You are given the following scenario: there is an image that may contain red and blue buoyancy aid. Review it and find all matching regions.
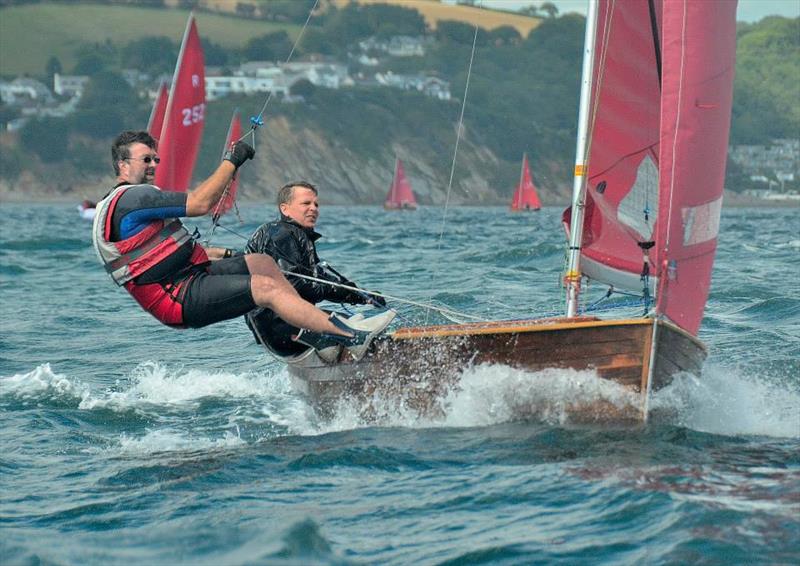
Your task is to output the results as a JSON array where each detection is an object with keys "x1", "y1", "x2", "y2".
[{"x1": 92, "y1": 184, "x2": 209, "y2": 326}]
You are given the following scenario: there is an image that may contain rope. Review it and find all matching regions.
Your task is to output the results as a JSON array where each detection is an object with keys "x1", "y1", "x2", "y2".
[
  {"x1": 205, "y1": 0, "x2": 321, "y2": 244},
  {"x1": 425, "y1": 15, "x2": 481, "y2": 324},
  {"x1": 281, "y1": 270, "x2": 488, "y2": 323}
]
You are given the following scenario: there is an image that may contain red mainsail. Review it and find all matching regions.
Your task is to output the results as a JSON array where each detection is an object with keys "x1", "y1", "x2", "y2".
[
  {"x1": 384, "y1": 158, "x2": 418, "y2": 210},
  {"x1": 213, "y1": 109, "x2": 243, "y2": 218},
  {"x1": 147, "y1": 82, "x2": 168, "y2": 141},
  {"x1": 154, "y1": 14, "x2": 205, "y2": 193},
  {"x1": 564, "y1": 0, "x2": 736, "y2": 335},
  {"x1": 510, "y1": 153, "x2": 541, "y2": 211}
]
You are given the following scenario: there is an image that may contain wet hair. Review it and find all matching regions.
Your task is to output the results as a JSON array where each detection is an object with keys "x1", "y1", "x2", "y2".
[
  {"x1": 277, "y1": 181, "x2": 318, "y2": 207},
  {"x1": 111, "y1": 130, "x2": 157, "y2": 175}
]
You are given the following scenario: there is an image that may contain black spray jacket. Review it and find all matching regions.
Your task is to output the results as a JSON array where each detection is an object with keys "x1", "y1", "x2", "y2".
[{"x1": 244, "y1": 215, "x2": 365, "y2": 352}]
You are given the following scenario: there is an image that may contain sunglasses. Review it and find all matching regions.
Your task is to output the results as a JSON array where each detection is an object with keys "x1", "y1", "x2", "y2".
[{"x1": 125, "y1": 155, "x2": 161, "y2": 164}]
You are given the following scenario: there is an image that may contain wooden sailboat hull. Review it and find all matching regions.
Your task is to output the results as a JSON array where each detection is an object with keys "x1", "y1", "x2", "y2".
[{"x1": 287, "y1": 317, "x2": 706, "y2": 423}]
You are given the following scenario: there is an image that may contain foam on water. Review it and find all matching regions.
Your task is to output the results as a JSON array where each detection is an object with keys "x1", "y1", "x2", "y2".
[
  {"x1": 111, "y1": 429, "x2": 245, "y2": 456},
  {"x1": 0, "y1": 363, "x2": 91, "y2": 405},
  {"x1": 652, "y1": 364, "x2": 800, "y2": 439},
  {"x1": 77, "y1": 361, "x2": 290, "y2": 411},
  {"x1": 293, "y1": 363, "x2": 800, "y2": 439},
  {"x1": 6, "y1": 361, "x2": 798, "y2": 442}
]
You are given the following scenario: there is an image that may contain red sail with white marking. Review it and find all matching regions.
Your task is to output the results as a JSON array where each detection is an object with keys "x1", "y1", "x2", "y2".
[
  {"x1": 563, "y1": 0, "x2": 736, "y2": 334},
  {"x1": 213, "y1": 109, "x2": 243, "y2": 217},
  {"x1": 384, "y1": 158, "x2": 417, "y2": 210},
  {"x1": 154, "y1": 14, "x2": 205, "y2": 193},
  {"x1": 510, "y1": 153, "x2": 541, "y2": 211},
  {"x1": 147, "y1": 81, "x2": 168, "y2": 141}
]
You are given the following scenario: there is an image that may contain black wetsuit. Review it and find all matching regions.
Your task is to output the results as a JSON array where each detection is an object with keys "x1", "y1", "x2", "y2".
[{"x1": 244, "y1": 215, "x2": 366, "y2": 354}]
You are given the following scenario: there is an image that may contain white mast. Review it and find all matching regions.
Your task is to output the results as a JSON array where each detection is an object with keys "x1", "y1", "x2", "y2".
[{"x1": 565, "y1": 0, "x2": 600, "y2": 317}]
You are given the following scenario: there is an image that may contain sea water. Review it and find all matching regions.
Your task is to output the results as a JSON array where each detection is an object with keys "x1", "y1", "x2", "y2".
[{"x1": 1, "y1": 203, "x2": 798, "y2": 565}]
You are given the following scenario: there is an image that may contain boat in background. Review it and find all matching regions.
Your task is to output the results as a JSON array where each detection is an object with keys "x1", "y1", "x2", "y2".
[
  {"x1": 280, "y1": 0, "x2": 738, "y2": 423},
  {"x1": 212, "y1": 109, "x2": 243, "y2": 220},
  {"x1": 153, "y1": 13, "x2": 205, "y2": 193},
  {"x1": 147, "y1": 81, "x2": 169, "y2": 141},
  {"x1": 384, "y1": 157, "x2": 418, "y2": 210},
  {"x1": 510, "y1": 153, "x2": 541, "y2": 211},
  {"x1": 78, "y1": 199, "x2": 96, "y2": 220}
]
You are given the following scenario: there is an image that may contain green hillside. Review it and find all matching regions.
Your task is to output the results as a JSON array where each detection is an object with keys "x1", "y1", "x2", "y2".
[
  {"x1": 1, "y1": 2, "x2": 797, "y2": 201},
  {"x1": 0, "y1": 4, "x2": 298, "y2": 77}
]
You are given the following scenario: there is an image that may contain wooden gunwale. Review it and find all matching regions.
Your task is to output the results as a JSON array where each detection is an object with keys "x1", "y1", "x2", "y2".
[{"x1": 392, "y1": 316, "x2": 655, "y2": 340}]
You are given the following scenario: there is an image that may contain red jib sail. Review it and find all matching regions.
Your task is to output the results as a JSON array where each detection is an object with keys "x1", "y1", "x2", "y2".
[
  {"x1": 213, "y1": 109, "x2": 243, "y2": 218},
  {"x1": 384, "y1": 158, "x2": 418, "y2": 210},
  {"x1": 147, "y1": 81, "x2": 168, "y2": 141},
  {"x1": 563, "y1": 0, "x2": 736, "y2": 335},
  {"x1": 154, "y1": 14, "x2": 205, "y2": 193},
  {"x1": 510, "y1": 153, "x2": 541, "y2": 211}
]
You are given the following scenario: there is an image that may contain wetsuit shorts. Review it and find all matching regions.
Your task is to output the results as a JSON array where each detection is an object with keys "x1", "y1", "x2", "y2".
[{"x1": 181, "y1": 255, "x2": 257, "y2": 328}]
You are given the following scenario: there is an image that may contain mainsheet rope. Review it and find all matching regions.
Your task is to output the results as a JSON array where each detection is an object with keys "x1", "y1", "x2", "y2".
[{"x1": 207, "y1": 223, "x2": 486, "y2": 323}]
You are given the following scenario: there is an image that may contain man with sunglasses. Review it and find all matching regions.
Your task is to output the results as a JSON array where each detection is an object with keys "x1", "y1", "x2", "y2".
[{"x1": 92, "y1": 130, "x2": 393, "y2": 356}]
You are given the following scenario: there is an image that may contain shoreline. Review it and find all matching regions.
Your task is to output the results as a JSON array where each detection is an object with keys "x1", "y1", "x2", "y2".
[{"x1": 2, "y1": 193, "x2": 798, "y2": 208}]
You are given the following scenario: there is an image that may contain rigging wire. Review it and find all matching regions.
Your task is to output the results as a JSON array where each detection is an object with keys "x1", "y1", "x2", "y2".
[
  {"x1": 205, "y1": 0, "x2": 321, "y2": 243},
  {"x1": 424, "y1": 14, "x2": 481, "y2": 325}
]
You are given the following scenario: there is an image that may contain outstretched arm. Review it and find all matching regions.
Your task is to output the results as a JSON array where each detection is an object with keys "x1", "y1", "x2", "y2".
[{"x1": 185, "y1": 142, "x2": 254, "y2": 217}]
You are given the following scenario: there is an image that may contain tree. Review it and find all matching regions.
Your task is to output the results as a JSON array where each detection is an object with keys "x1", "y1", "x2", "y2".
[
  {"x1": 290, "y1": 78, "x2": 316, "y2": 98},
  {"x1": 202, "y1": 38, "x2": 229, "y2": 67},
  {"x1": 488, "y1": 26, "x2": 522, "y2": 46},
  {"x1": 73, "y1": 41, "x2": 117, "y2": 76},
  {"x1": 243, "y1": 31, "x2": 293, "y2": 62},
  {"x1": 540, "y1": 2, "x2": 559, "y2": 19},
  {"x1": 20, "y1": 117, "x2": 71, "y2": 162},
  {"x1": 73, "y1": 71, "x2": 144, "y2": 137},
  {"x1": 436, "y1": 21, "x2": 486, "y2": 46},
  {"x1": 122, "y1": 36, "x2": 177, "y2": 76}
]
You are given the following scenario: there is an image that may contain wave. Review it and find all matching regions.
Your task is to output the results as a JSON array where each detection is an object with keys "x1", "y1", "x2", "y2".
[
  {"x1": 651, "y1": 364, "x2": 800, "y2": 439},
  {"x1": 5, "y1": 360, "x2": 797, "y2": 444}
]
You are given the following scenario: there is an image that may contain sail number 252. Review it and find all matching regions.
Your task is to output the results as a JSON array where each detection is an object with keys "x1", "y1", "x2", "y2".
[{"x1": 181, "y1": 104, "x2": 205, "y2": 127}]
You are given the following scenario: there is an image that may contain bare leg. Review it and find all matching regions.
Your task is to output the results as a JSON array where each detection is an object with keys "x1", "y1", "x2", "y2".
[{"x1": 245, "y1": 254, "x2": 348, "y2": 336}]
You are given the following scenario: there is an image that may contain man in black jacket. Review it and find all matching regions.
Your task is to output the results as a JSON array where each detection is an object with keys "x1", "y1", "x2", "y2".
[{"x1": 245, "y1": 181, "x2": 387, "y2": 356}]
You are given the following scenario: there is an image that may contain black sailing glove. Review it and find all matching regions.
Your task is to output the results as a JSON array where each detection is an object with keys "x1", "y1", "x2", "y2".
[{"x1": 223, "y1": 141, "x2": 255, "y2": 168}]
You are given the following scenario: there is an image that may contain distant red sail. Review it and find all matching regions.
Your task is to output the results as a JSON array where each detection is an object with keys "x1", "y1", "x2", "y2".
[
  {"x1": 510, "y1": 153, "x2": 541, "y2": 211},
  {"x1": 147, "y1": 82, "x2": 168, "y2": 141},
  {"x1": 154, "y1": 14, "x2": 205, "y2": 193},
  {"x1": 213, "y1": 109, "x2": 243, "y2": 218},
  {"x1": 384, "y1": 158, "x2": 418, "y2": 210}
]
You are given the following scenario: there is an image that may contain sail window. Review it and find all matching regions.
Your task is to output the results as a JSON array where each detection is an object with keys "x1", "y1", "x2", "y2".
[
  {"x1": 681, "y1": 196, "x2": 723, "y2": 246},
  {"x1": 618, "y1": 154, "x2": 659, "y2": 240}
]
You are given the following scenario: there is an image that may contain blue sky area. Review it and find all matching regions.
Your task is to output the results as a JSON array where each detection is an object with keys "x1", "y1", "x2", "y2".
[{"x1": 455, "y1": 0, "x2": 800, "y2": 22}]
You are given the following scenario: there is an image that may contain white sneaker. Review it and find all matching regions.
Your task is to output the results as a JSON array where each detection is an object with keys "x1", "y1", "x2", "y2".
[{"x1": 330, "y1": 310, "x2": 396, "y2": 361}]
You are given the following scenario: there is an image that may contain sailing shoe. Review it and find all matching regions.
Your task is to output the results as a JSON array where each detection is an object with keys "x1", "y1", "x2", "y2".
[
  {"x1": 329, "y1": 310, "x2": 397, "y2": 361},
  {"x1": 292, "y1": 330, "x2": 343, "y2": 363}
]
